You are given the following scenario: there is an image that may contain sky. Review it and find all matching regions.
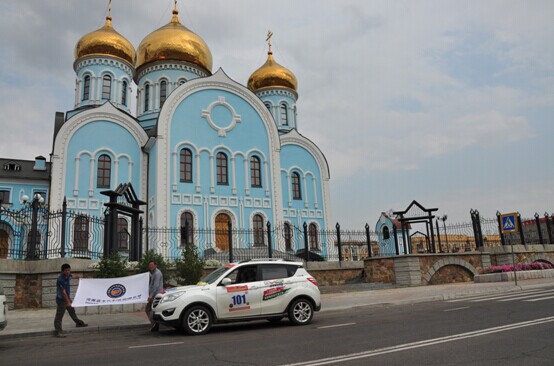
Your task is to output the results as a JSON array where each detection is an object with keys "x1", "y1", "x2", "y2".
[{"x1": 0, "y1": 0, "x2": 553, "y2": 229}]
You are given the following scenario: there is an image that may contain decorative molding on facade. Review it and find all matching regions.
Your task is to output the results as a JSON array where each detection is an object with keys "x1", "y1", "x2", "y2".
[
  {"x1": 136, "y1": 61, "x2": 208, "y2": 81},
  {"x1": 201, "y1": 96, "x2": 242, "y2": 136},
  {"x1": 74, "y1": 56, "x2": 134, "y2": 76}
]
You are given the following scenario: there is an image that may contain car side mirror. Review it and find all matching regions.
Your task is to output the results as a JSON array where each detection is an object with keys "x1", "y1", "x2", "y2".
[{"x1": 221, "y1": 278, "x2": 232, "y2": 286}]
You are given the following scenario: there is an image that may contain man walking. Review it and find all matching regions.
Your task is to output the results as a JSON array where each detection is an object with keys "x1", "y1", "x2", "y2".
[
  {"x1": 146, "y1": 261, "x2": 163, "y2": 332},
  {"x1": 54, "y1": 263, "x2": 88, "y2": 338}
]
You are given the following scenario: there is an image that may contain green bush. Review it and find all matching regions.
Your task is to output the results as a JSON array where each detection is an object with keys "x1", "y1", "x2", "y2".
[
  {"x1": 136, "y1": 250, "x2": 171, "y2": 284},
  {"x1": 95, "y1": 252, "x2": 129, "y2": 278},
  {"x1": 174, "y1": 245, "x2": 205, "y2": 285}
]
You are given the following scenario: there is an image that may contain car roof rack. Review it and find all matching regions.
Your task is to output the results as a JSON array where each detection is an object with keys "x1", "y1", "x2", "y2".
[{"x1": 239, "y1": 258, "x2": 285, "y2": 263}]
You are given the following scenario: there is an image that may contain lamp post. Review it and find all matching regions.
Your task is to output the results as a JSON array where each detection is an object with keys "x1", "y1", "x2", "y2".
[
  {"x1": 23, "y1": 193, "x2": 45, "y2": 259},
  {"x1": 438, "y1": 214, "x2": 448, "y2": 252}
]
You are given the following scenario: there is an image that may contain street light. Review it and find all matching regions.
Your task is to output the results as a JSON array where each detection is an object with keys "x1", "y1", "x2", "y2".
[{"x1": 438, "y1": 214, "x2": 448, "y2": 252}]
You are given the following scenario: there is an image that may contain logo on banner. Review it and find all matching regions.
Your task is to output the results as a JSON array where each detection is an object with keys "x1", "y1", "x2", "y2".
[{"x1": 107, "y1": 284, "x2": 126, "y2": 298}]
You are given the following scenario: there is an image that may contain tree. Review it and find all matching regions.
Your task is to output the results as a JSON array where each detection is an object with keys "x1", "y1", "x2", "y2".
[
  {"x1": 174, "y1": 244, "x2": 205, "y2": 285},
  {"x1": 95, "y1": 252, "x2": 128, "y2": 278}
]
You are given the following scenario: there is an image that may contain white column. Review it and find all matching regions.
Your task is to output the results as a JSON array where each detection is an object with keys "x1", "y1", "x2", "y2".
[
  {"x1": 128, "y1": 161, "x2": 133, "y2": 183},
  {"x1": 172, "y1": 151, "x2": 178, "y2": 191},
  {"x1": 195, "y1": 153, "x2": 201, "y2": 193},
  {"x1": 209, "y1": 154, "x2": 215, "y2": 193},
  {"x1": 73, "y1": 157, "x2": 80, "y2": 196},
  {"x1": 312, "y1": 176, "x2": 318, "y2": 209},
  {"x1": 286, "y1": 173, "x2": 292, "y2": 207},
  {"x1": 243, "y1": 158, "x2": 249, "y2": 195},
  {"x1": 303, "y1": 173, "x2": 309, "y2": 208},
  {"x1": 231, "y1": 156, "x2": 237, "y2": 195},
  {"x1": 89, "y1": 158, "x2": 96, "y2": 197},
  {"x1": 263, "y1": 160, "x2": 269, "y2": 197},
  {"x1": 113, "y1": 159, "x2": 119, "y2": 189}
]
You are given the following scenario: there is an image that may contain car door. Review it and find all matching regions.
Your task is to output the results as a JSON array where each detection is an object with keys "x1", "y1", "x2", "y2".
[
  {"x1": 260, "y1": 264, "x2": 297, "y2": 315},
  {"x1": 216, "y1": 265, "x2": 262, "y2": 319}
]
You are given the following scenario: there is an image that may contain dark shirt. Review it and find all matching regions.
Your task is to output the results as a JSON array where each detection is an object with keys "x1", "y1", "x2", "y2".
[{"x1": 56, "y1": 273, "x2": 72, "y2": 303}]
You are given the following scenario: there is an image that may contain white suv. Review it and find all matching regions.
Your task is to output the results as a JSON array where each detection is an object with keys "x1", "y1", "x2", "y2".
[
  {"x1": 153, "y1": 259, "x2": 321, "y2": 335},
  {"x1": 0, "y1": 284, "x2": 7, "y2": 331}
]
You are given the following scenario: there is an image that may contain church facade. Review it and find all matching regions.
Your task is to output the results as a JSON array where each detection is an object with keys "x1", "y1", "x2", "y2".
[{"x1": 1, "y1": 4, "x2": 332, "y2": 259}]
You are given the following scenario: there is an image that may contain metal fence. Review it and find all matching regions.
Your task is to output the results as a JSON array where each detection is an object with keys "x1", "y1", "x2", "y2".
[{"x1": 1, "y1": 202, "x2": 553, "y2": 263}]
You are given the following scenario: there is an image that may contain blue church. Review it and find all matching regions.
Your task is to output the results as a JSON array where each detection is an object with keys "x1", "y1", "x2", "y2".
[{"x1": 0, "y1": 4, "x2": 332, "y2": 259}]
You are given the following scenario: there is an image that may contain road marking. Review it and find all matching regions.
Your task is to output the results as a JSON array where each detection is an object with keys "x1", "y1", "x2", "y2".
[
  {"x1": 279, "y1": 316, "x2": 554, "y2": 366},
  {"x1": 524, "y1": 295, "x2": 554, "y2": 302},
  {"x1": 128, "y1": 341, "x2": 184, "y2": 349},
  {"x1": 498, "y1": 290, "x2": 554, "y2": 302},
  {"x1": 447, "y1": 288, "x2": 546, "y2": 303},
  {"x1": 443, "y1": 306, "x2": 470, "y2": 312},
  {"x1": 318, "y1": 322, "x2": 356, "y2": 329}
]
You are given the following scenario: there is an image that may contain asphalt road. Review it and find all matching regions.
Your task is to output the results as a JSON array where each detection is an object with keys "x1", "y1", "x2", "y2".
[{"x1": 2, "y1": 286, "x2": 554, "y2": 366}]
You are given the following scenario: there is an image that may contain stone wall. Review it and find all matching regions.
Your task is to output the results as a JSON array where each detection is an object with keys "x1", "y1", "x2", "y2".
[{"x1": 304, "y1": 261, "x2": 364, "y2": 286}]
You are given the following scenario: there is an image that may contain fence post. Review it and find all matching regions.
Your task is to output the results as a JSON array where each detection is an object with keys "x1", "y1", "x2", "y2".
[
  {"x1": 534, "y1": 213, "x2": 544, "y2": 245},
  {"x1": 103, "y1": 211, "x2": 110, "y2": 258},
  {"x1": 435, "y1": 219, "x2": 443, "y2": 253},
  {"x1": 60, "y1": 197, "x2": 67, "y2": 258},
  {"x1": 27, "y1": 197, "x2": 40, "y2": 259},
  {"x1": 139, "y1": 216, "x2": 144, "y2": 260},
  {"x1": 545, "y1": 213, "x2": 554, "y2": 245},
  {"x1": 228, "y1": 221, "x2": 233, "y2": 263},
  {"x1": 496, "y1": 211, "x2": 506, "y2": 246},
  {"x1": 393, "y1": 225, "x2": 400, "y2": 255},
  {"x1": 517, "y1": 212, "x2": 525, "y2": 245},
  {"x1": 475, "y1": 210, "x2": 484, "y2": 249},
  {"x1": 365, "y1": 224, "x2": 372, "y2": 258},
  {"x1": 303, "y1": 222, "x2": 309, "y2": 262},
  {"x1": 336, "y1": 223, "x2": 342, "y2": 262},
  {"x1": 267, "y1": 222, "x2": 272, "y2": 259}
]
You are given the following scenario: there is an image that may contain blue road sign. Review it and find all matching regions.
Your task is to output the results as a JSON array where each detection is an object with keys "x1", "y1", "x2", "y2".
[{"x1": 500, "y1": 212, "x2": 519, "y2": 233}]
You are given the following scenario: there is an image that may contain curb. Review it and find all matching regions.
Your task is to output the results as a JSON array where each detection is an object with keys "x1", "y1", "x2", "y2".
[{"x1": 0, "y1": 323, "x2": 148, "y2": 340}]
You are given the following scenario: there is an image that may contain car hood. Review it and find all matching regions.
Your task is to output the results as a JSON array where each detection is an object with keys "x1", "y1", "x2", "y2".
[{"x1": 161, "y1": 285, "x2": 206, "y2": 294}]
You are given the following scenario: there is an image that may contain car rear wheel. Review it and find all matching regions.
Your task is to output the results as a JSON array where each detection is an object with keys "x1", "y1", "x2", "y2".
[
  {"x1": 182, "y1": 305, "x2": 212, "y2": 335},
  {"x1": 288, "y1": 298, "x2": 314, "y2": 325}
]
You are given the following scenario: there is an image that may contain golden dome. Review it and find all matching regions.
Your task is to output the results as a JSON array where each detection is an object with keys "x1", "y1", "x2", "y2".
[
  {"x1": 136, "y1": 7, "x2": 212, "y2": 73},
  {"x1": 74, "y1": 15, "x2": 136, "y2": 65},
  {"x1": 247, "y1": 51, "x2": 297, "y2": 92}
]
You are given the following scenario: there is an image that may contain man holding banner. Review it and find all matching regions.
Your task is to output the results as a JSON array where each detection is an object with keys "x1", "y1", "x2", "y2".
[
  {"x1": 54, "y1": 264, "x2": 88, "y2": 338},
  {"x1": 146, "y1": 261, "x2": 164, "y2": 332}
]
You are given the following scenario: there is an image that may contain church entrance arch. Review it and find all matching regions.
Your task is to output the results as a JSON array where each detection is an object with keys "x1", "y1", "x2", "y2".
[{"x1": 215, "y1": 213, "x2": 231, "y2": 251}]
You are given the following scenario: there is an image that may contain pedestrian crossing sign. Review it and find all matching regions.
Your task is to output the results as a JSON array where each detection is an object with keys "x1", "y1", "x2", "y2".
[{"x1": 500, "y1": 212, "x2": 519, "y2": 233}]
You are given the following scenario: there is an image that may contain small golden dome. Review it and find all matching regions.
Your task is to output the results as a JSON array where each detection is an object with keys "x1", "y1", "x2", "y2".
[
  {"x1": 136, "y1": 7, "x2": 212, "y2": 73},
  {"x1": 74, "y1": 16, "x2": 136, "y2": 65},
  {"x1": 247, "y1": 51, "x2": 297, "y2": 92}
]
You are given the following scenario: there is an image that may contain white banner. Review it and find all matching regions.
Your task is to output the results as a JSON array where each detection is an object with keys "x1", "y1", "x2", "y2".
[{"x1": 72, "y1": 272, "x2": 150, "y2": 307}]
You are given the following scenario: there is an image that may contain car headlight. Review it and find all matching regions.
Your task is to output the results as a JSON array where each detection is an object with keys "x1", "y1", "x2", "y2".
[{"x1": 160, "y1": 291, "x2": 185, "y2": 304}]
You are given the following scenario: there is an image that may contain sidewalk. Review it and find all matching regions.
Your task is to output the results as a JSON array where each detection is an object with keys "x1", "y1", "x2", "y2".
[{"x1": 2, "y1": 278, "x2": 553, "y2": 339}]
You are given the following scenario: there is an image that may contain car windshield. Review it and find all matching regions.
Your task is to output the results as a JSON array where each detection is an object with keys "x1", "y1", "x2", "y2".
[{"x1": 200, "y1": 265, "x2": 232, "y2": 284}]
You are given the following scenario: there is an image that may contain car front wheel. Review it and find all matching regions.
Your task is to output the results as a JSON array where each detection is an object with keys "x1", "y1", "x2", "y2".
[
  {"x1": 182, "y1": 305, "x2": 212, "y2": 335},
  {"x1": 288, "y1": 298, "x2": 314, "y2": 325}
]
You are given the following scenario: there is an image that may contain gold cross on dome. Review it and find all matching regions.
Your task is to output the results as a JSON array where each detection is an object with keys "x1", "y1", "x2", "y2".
[{"x1": 266, "y1": 30, "x2": 273, "y2": 52}]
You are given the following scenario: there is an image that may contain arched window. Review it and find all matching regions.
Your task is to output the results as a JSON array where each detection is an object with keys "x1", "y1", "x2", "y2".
[
  {"x1": 284, "y1": 222, "x2": 292, "y2": 251},
  {"x1": 117, "y1": 218, "x2": 128, "y2": 250},
  {"x1": 216, "y1": 152, "x2": 228, "y2": 185},
  {"x1": 180, "y1": 148, "x2": 193, "y2": 183},
  {"x1": 280, "y1": 104, "x2": 288, "y2": 126},
  {"x1": 180, "y1": 211, "x2": 194, "y2": 246},
  {"x1": 97, "y1": 154, "x2": 111, "y2": 188},
  {"x1": 102, "y1": 75, "x2": 112, "y2": 100},
  {"x1": 121, "y1": 80, "x2": 128, "y2": 106},
  {"x1": 178, "y1": 78, "x2": 186, "y2": 85},
  {"x1": 144, "y1": 84, "x2": 150, "y2": 113},
  {"x1": 253, "y1": 214, "x2": 264, "y2": 246},
  {"x1": 309, "y1": 223, "x2": 318, "y2": 250},
  {"x1": 250, "y1": 156, "x2": 262, "y2": 187},
  {"x1": 382, "y1": 226, "x2": 390, "y2": 240},
  {"x1": 74, "y1": 216, "x2": 89, "y2": 253},
  {"x1": 160, "y1": 80, "x2": 167, "y2": 107},
  {"x1": 264, "y1": 102, "x2": 271, "y2": 111},
  {"x1": 291, "y1": 172, "x2": 301, "y2": 200},
  {"x1": 83, "y1": 75, "x2": 91, "y2": 101}
]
